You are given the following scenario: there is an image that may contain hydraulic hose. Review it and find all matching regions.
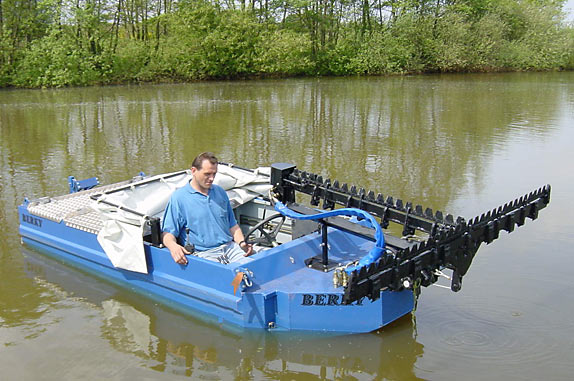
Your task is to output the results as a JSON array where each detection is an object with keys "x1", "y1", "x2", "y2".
[{"x1": 273, "y1": 200, "x2": 385, "y2": 274}]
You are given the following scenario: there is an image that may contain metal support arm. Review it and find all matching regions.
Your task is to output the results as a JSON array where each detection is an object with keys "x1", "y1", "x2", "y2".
[{"x1": 270, "y1": 163, "x2": 551, "y2": 304}]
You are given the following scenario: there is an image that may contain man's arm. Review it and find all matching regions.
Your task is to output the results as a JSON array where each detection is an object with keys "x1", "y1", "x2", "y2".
[
  {"x1": 230, "y1": 224, "x2": 253, "y2": 256},
  {"x1": 162, "y1": 232, "x2": 190, "y2": 265}
]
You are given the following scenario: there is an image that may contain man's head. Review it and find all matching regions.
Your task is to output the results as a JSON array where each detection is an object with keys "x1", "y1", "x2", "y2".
[
  {"x1": 191, "y1": 152, "x2": 218, "y2": 194},
  {"x1": 192, "y1": 152, "x2": 218, "y2": 171}
]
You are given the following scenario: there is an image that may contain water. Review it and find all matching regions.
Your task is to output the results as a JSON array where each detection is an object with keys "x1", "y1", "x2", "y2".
[{"x1": 1, "y1": 72, "x2": 573, "y2": 379}]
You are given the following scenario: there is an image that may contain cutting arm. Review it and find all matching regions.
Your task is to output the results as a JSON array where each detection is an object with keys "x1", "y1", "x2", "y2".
[{"x1": 270, "y1": 164, "x2": 551, "y2": 304}]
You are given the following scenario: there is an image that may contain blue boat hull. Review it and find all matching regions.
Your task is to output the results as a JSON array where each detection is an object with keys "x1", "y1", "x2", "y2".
[{"x1": 19, "y1": 204, "x2": 414, "y2": 334}]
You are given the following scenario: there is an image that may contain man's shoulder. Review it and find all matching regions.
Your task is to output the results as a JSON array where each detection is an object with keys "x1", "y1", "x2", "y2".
[{"x1": 170, "y1": 183, "x2": 193, "y2": 200}]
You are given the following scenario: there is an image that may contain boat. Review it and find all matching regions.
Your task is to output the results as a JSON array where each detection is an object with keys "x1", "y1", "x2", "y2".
[{"x1": 18, "y1": 163, "x2": 551, "y2": 334}]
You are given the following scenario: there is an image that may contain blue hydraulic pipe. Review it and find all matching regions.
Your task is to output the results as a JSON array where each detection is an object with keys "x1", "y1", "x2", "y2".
[{"x1": 273, "y1": 200, "x2": 385, "y2": 274}]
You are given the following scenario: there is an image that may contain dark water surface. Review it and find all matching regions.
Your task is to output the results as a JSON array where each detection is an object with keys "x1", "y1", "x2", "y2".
[{"x1": 1, "y1": 73, "x2": 573, "y2": 379}]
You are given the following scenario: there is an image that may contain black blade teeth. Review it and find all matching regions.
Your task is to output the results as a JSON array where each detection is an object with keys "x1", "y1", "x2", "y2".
[
  {"x1": 290, "y1": 171, "x2": 549, "y2": 235},
  {"x1": 367, "y1": 190, "x2": 375, "y2": 201}
]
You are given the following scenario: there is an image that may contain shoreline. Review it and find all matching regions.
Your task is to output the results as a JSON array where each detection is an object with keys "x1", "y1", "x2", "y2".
[{"x1": 2, "y1": 67, "x2": 572, "y2": 90}]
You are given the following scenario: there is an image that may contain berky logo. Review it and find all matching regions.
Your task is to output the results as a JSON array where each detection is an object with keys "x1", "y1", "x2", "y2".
[
  {"x1": 22, "y1": 214, "x2": 43, "y2": 228},
  {"x1": 301, "y1": 293, "x2": 364, "y2": 306}
]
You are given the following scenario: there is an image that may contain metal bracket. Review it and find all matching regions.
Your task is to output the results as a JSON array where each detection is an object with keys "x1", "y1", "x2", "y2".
[{"x1": 68, "y1": 175, "x2": 99, "y2": 193}]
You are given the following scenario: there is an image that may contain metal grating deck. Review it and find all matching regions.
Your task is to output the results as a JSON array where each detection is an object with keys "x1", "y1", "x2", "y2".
[{"x1": 26, "y1": 180, "x2": 133, "y2": 234}]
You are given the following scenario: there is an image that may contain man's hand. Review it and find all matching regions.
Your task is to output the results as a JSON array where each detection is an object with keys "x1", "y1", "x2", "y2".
[
  {"x1": 162, "y1": 232, "x2": 190, "y2": 265},
  {"x1": 239, "y1": 241, "x2": 253, "y2": 256},
  {"x1": 230, "y1": 224, "x2": 253, "y2": 256},
  {"x1": 168, "y1": 244, "x2": 191, "y2": 265}
]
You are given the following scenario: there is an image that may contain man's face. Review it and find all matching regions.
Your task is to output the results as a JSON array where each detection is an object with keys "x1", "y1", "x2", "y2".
[{"x1": 192, "y1": 159, "x2": 217, "y2": 192}]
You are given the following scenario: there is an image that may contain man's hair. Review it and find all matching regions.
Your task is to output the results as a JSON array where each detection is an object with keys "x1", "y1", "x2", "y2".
[{"x1": 192, "y1": 152, "x2": 218, "y2": 170}]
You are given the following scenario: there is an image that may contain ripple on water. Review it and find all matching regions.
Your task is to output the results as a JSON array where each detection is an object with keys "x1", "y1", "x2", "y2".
[{"x1": 418, "y1": 292, "x2": 569, "y2": 366}]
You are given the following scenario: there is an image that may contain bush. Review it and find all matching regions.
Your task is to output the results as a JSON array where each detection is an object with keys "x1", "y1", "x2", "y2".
[
  {"x1": 111, "y1": 40, "x2": 155, "y2": 82},
  {"x1": 495, "y1": 2, "x2": 569, "y2": 70},
  {"x1": 11, "y1": 29, "x2": 110, "y2": 87},
  {"x1": 255, "y1": 29, "x2": 313, "y2": 76},
  {"x1": 349, "y1": 14, "x2": 442, "y2": 75}
]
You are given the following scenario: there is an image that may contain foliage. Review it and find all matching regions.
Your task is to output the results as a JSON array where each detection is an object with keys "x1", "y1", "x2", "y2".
[
  {"x1": 0, "y1": 0, "x2": 572, "y2": 87},
  {"x1": 255, "y1": 28, "x2": 314, "y2": 76},
  {"x1": 11, "y1": 29, "x2": 112, "y2": 87},
  {"x1": 497, "y1": 3, "x2": 572, "y2": 69}
]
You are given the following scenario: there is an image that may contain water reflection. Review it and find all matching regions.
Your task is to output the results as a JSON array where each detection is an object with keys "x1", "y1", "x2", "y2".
[
  {"x1": 2, "y1": 72, "x2": 572, "y2": 379},
  {"x1": 0, "y1": 74, "x2": 564, "y2": 210},
  {"x1": 22, "y1": 247, "x2": 424, "y2": 379}
]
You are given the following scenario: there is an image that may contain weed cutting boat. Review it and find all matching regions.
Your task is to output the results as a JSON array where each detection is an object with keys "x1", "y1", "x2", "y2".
[{"x1": 18, "y1": 163, "x2": 551, "y2": 333}]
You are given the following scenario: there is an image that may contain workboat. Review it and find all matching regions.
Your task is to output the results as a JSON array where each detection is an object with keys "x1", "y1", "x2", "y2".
[{"x1": 18, "y1": 163, "x2": 551, "y2": 333}]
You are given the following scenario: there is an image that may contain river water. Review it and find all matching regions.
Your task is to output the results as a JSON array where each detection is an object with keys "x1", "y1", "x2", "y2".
[{"x1": 1, "y1": 73, "x2": 573, "y2": 380}]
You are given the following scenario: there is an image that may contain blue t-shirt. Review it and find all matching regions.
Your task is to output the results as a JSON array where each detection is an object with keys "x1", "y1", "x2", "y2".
[{"x1": 161, "y1": 183, "x2": 238, "y2": 251}]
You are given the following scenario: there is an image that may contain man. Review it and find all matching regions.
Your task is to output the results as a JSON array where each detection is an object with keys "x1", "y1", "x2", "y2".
[{"x1": 161, "y1": 152, "x2": 253, "y2": 265}]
